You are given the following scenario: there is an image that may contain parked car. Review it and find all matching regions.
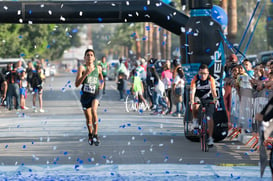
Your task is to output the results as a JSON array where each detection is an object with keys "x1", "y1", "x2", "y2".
[
  {"x1": 107, "y1": 59, "x2": 119, "y2": 80},
  {"x1": 0, "y1": 57, "x2": 27, "y2": 69},
  {"x1": 257, "y1": 50, "x2": 273, "y2": 65}
]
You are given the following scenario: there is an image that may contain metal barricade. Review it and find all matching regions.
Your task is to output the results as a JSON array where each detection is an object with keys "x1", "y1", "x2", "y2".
[{"x1": 230, "y1": 86, "x2": 273, "y2": 132}]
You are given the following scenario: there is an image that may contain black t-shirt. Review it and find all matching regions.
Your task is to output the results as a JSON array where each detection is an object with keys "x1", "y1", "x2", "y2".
[
  {"x1": 117, "y1": 78, "x2": 124, "y2": 91},
  {"x1": 0, "y1": 72, "x2": 6, "y2": 90},
  {"x1": 31, "y1": 72, "x2": 42, "y2": 88}
]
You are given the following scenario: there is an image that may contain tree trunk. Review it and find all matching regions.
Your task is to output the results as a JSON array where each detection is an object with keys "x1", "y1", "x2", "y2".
[
  {"x1": 220, "y1": 0, "x2": 228, "y2": 13},
  {"x1": 160, "y1": 29, "x2": 167, "y2": 59},
  {"x1": 148, "y1": 23, "x2": 153, "y2": 59},
  {"x1": 135, "y1": 31, "x2": 141, "y2": 59},
  {"x1": 143, "y1": 22, "x2": 149, "y2": 59},
  {"x1": 153, "y1": 25, "x2": 160, "y2": 60},
  {"x1": 167, "y1": 30, "x2": 172, "y2": 59},
  {"x1": 228, "y1": 0, "x2": 237, "y2": 43},
  {"x1": 156, "y1": 26, "x2": 161, "y2": 60}
]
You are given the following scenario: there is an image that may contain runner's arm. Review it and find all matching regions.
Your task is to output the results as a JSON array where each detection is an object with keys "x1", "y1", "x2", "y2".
[
  {"x1": 98, "y1": 66, "x2": 104, "y2": 89},
  {"x1": 75, "y1": 65, "x2": 87, "y2": 87},
  {"x1": 190, "y1": 77, "x2": 196, "y2": 104},
  {"x1": 210, "y1": 77, "x2": 218, "y2": 102},
  {"x1": 260, "y1": 97, "x2": 273, "y2": 122}
]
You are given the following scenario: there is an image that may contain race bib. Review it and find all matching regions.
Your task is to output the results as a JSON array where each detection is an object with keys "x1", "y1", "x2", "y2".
[{"x1": 83, "y1": 84, "x2": 96, "y2": 94}]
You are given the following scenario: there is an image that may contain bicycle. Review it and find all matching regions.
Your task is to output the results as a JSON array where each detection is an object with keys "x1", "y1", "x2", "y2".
[
  {"x1": 125, "y1": 93, "x2": 149, "y2": 113},
  {"x1": 192, "y1": 101, "x2": 214, "y2": 152}
]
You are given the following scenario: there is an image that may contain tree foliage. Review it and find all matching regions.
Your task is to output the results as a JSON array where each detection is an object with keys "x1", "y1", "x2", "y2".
[{"x1": 0, "y1": 24, "x2": 81, "y2": 60}]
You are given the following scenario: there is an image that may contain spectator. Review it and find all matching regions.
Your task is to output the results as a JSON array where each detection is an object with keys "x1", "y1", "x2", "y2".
[
  {"x1": 0, "y1": 72, "x2": 7, "y2": 106},
  {"x1": 146, "y1": 58, "x2": 157, "y2": 110},
  {"x1": 161, "y1": 59, "x2": 173, "y2": 115},
  {"x1": 6, "y1": 63, "x2": 20, "y2": 110},
  {"x1": 19, "y1": 70, "x2": 28, "y2": 110},
  {"x1": 242, "y1": 59, "x2": 254, "y2": 78},
  {"x1": 31, "y1": 65, "x2": 45, "y2": 113},
  {"x1": 172, "y1": 67, "x2": 185, "y2": 117},
  {"x1": 150, "y1": 66, "x2": 169, "y2": 115},
  {"x1": 26, "y1": 61, "x2": 35, "y2": 91},
  {"x1": 117, "y1": 72, "x2": 125, "y2": 101}
]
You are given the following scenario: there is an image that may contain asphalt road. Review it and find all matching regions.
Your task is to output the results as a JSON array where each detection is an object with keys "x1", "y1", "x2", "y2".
[{"x1": 0, "y1": 71, "x2": 260, "y2": 167}]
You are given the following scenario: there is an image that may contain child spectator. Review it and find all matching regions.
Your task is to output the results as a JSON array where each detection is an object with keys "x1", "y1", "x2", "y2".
[
  {"x1": 172, "y1": 67, "x2": 185, "y2": 117},
  {"x1": 20, "y1": 70, "x2": 28, "y2": 109},
  {"x1": 117, "y1": 72, "x2": 125, "y2": 101}
]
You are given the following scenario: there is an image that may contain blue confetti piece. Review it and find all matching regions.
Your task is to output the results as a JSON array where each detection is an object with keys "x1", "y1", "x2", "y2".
[
  {"x1": 98, "y1": 118, "x2": 101, "y2": 122},
  {"x1": 138, "y1": 126, "x2": 142, "y2": 130},
  {"x1": 98, "y1": 17, "x2": 103, "y2": 22},
  {"x1": 102, "y1": 155, "x2": 106, "y2": 159},
  {"x1": 47, "y1": 44, "x2": 51, "y2": 48},
  {"x1": 64, "y1": 152, "x2": 68, "y2": 155},
  {"x1": 53, "y1": 161, "x2": 57, "y2": 165},
  {"x1": 127, "y1": 123, "x2": 131, "y2": 127},
  {"x1": 165, "y1": 171, "x2": 170, "y2": 174},
  {"x1": 162, "y1": 41, "x2": 166, "y2": 46},
  {"x1": 130, "y1": 32, "x2": 136, "y2": 37},
  {"x1": 126, "y1": 89, "x2": 131, "y2": 94},
  {"x1": 29, "y1": 169, "x2": 32, "y2": 172},
  {"x1": 145, "y1": 26, "x2": 150, "y2": 31},
  {"x1": 80, "y1": 91, "x2": 83, "y2": 95},
  {"x1": 74, "y1": 165, "x2": 80, "y2": 171},
  {"x1": 29, "y1": 10, "x2": 32, "y2": 15},
  {"x1": 139, "y1": 109, "x2": 143, "y2": 114},
  {"x1": 71, "y1": 69, "x2": 77, "y2": 73},
  {"x1": 20, "y1": 53, "x2": 25, "y2": 57},
  {"x1": 120, "y1": 124, "x2": 126, "y2": 128},
  {"x1": 32, "y1": 141, "x2": 34, "y2": 144},
  {"x1": 100, "y1": 79, "x2": 104, "y2": 83},
  {"x1": 17, "y1": 125, "x2": 20, "y2": 128},
  {"x1": 88, "y1": 158, "x2": 92, "y2": 162},
  {"x1": 144, "y1": 139, "x2": 146, "y2": 142},
  {"x1": 18, "y1": 35, "x2": 23, "y2": 39},
  {"x1": 111, "y1": 172, "x2": 115, "y2": 176},
  {"x1": 104, "y1": 109, "x2": 107, "y2": 112},
  {"x1": 142, "y1": 37, "x2": 147, "y2": 41},
  {"x1": 22, "y1": 145, "x2": 26, "y2": 149},
  {"x1": 214, "y1": 174, "x2": 220, "y2": 178},
  {"x1": 205, "y1": 48, "x2": 211, "y2": 53},
  {"x1": 72, "y1": 28, "x2": 78, "y2": 33},
  {"x1": 79, "y1": 160, "x2": 84, "y2": 164},
  {"x1": 143, "y1": 6, "x2": 147, "y2": 11},
  {"x1": 5, "y1": 145, "x2": 8, "y2": 149}
]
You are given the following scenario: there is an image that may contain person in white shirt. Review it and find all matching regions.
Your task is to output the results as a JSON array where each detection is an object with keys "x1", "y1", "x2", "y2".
[{"x1": 172, "y1": 67, "x2": 185, "y2": 117}]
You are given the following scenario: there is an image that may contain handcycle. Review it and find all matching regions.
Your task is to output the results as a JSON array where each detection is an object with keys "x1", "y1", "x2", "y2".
[
  {"x1": 125, "y1": 91, "x2": 149, "y2": 113},
  {"x1": 191, "y1": 101, "x2": 215, "y2": 152}
]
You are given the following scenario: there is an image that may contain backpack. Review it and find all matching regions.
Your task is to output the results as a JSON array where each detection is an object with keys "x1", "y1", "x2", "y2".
[{"x1": 31, "y1": 72, "x2": 42, "y2": 88}]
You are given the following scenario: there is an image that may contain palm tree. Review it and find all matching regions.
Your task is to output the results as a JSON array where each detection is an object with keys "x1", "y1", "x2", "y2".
[{"x1": 228, "y1": 0, "x2": 237, "y2": 43}]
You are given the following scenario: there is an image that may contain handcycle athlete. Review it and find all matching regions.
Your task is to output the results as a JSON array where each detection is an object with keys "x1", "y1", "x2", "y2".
[{"x1": 190, "y1": 64, "x2": 219, "y2": 147}]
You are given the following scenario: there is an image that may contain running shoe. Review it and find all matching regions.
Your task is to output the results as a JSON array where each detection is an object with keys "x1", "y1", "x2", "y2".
[
  {"x1": 150, "y1": 111, "x2": 160, "y2": 115},
  {"x1": 39, "y1": 109, "x2": 45, "y2": 113},
  {"x1": 192, "y1": 119, "x2": 199, "y2": 129},
  {"x1": 162, "y1": 108, "x2": 169, "y2": 115},
  {"x1": 88, "y1": 133, "x2": 93, "y2": 145},
  {"x1": 93, "y1": 134, "x2": 100, "y2": 146},
  {"x1": 208, "y1": 137, "x2": 214, "y2": 147}
]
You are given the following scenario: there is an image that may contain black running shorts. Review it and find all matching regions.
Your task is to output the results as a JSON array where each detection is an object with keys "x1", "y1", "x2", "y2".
[
  {"x1": 194, "y1": 97, "x2": 215, "y2": 119},
  {"x1": 80, "y1": 93, "x2": 99, "y2": 110}
]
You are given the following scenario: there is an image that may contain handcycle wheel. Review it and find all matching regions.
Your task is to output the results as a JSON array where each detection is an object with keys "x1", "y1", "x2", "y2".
[
  {"x1": 125, "y1": 94, "x2": 136, "y2": 112},
  {"x1": 200, "y1": 118, "x2": 209, "y2": 152}
]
